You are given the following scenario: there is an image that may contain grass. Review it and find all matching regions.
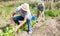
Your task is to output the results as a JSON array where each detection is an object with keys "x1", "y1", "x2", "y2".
[{"x1": 44, "y1": 10, "x2": 59, "y2": 17}]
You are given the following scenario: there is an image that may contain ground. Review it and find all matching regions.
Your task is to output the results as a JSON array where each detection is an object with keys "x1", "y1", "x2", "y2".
[
  {"x1": 0, "y1": 16, "x2": 60, "y2": 36},
  {"x1": 15, "y1": 17, "x2": 60, "y2": 36}
]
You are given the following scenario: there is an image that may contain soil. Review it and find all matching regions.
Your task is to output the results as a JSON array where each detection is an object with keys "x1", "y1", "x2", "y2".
[
  {"x1": 15, "y1": 17, "x2": 60, "y2": 36},
  {"x1": 0, "y1": 17, "x2": 60, "y2": 36}
]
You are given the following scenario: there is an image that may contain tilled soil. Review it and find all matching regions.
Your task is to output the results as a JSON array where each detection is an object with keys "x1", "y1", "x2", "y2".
[
  {"x1": 0, "y1": 17, "x2": 60, "y2": 36},
  {"x1": 15, "y1": 18, "x2": 60, "y2": 36}
]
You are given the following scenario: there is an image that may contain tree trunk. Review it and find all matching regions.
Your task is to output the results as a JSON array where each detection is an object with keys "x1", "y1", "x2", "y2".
[{"x1": 49, "y1": 0, "x2": 54, "y2": 10}]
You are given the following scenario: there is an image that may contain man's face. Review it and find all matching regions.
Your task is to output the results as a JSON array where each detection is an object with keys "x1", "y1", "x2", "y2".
[
  {"x1": 21, "y1": 9, "x2": 27, "y2": 14},
  {"x1": 40, "y1": 4, "x2": 43, "y2": 8}
]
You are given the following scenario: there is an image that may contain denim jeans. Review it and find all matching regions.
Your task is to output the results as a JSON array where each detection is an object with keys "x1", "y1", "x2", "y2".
[{"x1": 13, "y1": 16, "x2": 32, "y2": 31}]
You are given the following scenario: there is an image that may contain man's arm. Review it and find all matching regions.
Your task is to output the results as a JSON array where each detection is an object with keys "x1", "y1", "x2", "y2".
[
  {"x1": 10, "y1": 12, "x2": 16, "y2": 27},
  {"x1": 37, "y1": 11, "x2": 41, "y2": 18},
  {"x1": 10, "y1": 6, "x2": 20, "y2": 18},
  {"x1": 10, "y1": 12, "x2": 16, "y2": 19}
]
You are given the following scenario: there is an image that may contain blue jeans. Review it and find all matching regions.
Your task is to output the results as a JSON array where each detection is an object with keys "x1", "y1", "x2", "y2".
[{"x1": 13, "y1": 16, "x2": 32, "y2": 31}]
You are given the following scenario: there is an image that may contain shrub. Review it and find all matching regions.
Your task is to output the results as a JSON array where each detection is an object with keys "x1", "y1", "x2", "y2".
[
  {"x1": 0, "y1": 26, "x2": 15, "y2": 36},
  {"x1": 0, "y1": 29, "x2": 3, "y2": 36},
  {"x1": 45, "y1": 10, "x2": 59, "y2": 17}
]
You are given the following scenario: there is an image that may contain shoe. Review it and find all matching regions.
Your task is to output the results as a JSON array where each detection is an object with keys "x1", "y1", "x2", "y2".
[{"x1": 28, "y1": 30, "x2": 32, "y2": 34}]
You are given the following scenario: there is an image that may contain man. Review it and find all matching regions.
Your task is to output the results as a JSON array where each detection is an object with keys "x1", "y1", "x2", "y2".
[
  {"x1": 36, "y1": 2, "x2": 45, "y2": 23},
  {"x1": 10, "y1": 3, "x2": 32, "y2": 34}
]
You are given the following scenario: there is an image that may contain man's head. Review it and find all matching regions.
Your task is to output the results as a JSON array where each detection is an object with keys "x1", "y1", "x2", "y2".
[
  {"x1": 40, "y1": 3, "x2": 44, "y2": 8},
  {"x1": 38, "y1": 2, "x2": 44, "y2": 8},
  {"x1": 21, "y1": 3, "x2": 29, "y2": 14}
]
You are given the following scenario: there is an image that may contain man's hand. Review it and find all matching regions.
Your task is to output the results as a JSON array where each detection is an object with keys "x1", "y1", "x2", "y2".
[{"x1": 13, "y1": 26, "x2": 18, "y2": 32}]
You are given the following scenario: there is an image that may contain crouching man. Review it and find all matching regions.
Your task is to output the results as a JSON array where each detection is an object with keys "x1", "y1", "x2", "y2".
[
  {"x1": 10, "y1": 3, "x2": 32, "y2": 34},
  {"x1": 36, "y1": 2, "x2": 45, "y2": 23}
]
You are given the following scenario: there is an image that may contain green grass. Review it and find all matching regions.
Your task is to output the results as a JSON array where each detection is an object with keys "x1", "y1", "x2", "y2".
[{"x1": 45, "y1": 10, "x2": 59, "y2": 17}]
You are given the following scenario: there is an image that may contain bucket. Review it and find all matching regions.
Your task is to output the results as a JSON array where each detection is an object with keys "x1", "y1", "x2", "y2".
[{"x1": 32, "y1": 16, "x2": 37, "y2": 21}]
